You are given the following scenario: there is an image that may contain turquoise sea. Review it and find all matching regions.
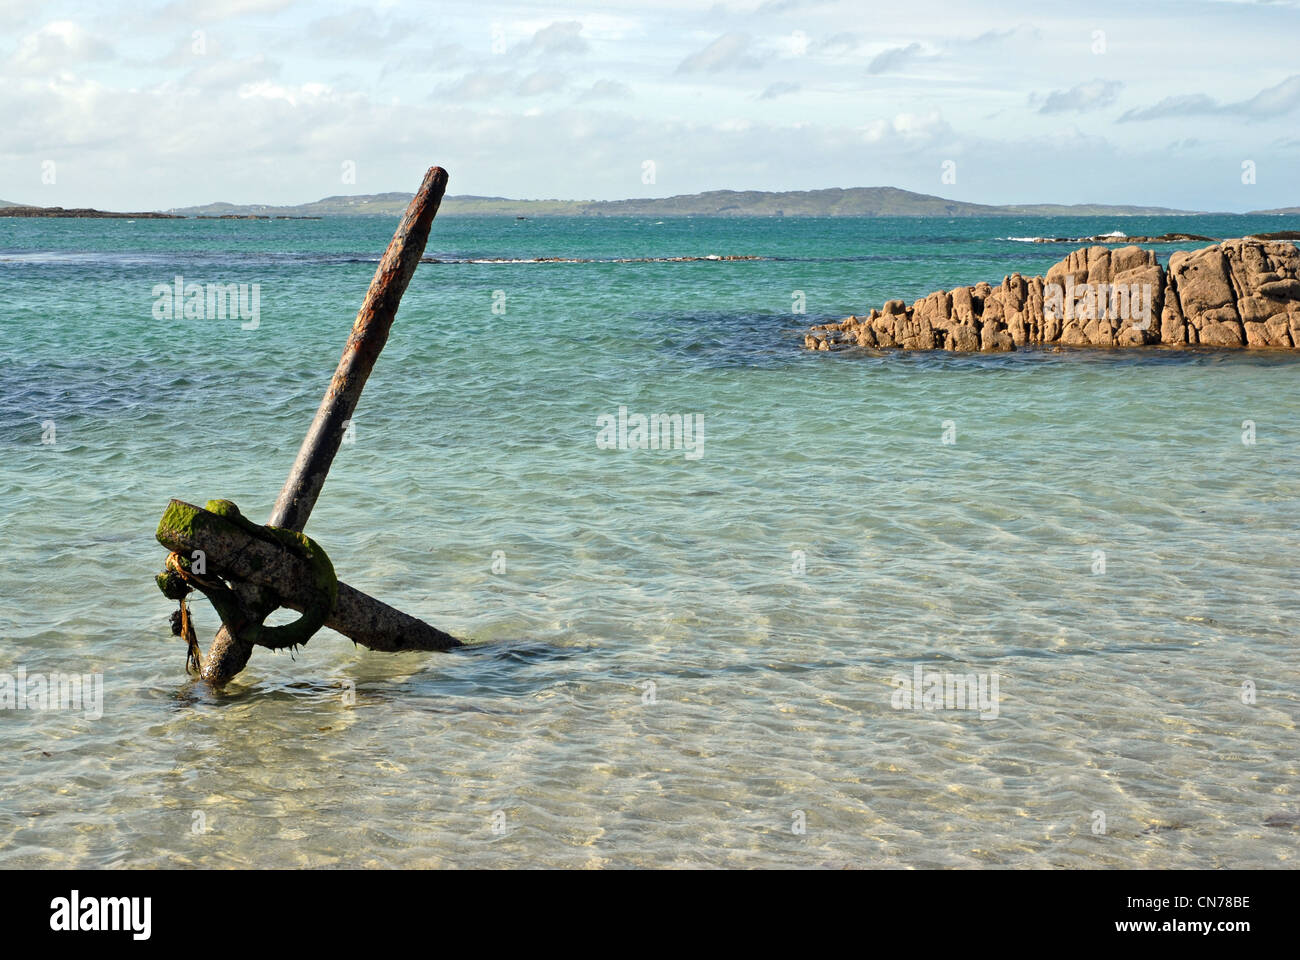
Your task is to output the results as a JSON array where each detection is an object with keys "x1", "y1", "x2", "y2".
[{"x1": 1, "y1": 213, "x2": 1297, "y2": 867}]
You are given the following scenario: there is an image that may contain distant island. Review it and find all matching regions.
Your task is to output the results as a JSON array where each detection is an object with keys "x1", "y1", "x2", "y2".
[
  {"x1": 0, "y1": 203, "x2": 318, "y2": 220},
  {"x1": 3, "y1": 186, "x2": 1299, "y2": 219},
  {"x1": 0, "y1": 204, "x2": 181, "y2": 219},
  {"x1": 161, "y1": 187, "x2": 1219, "y2": 218}
]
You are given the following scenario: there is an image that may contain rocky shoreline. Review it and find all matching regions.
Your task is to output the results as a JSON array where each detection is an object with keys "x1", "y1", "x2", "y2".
[
  {"x1": 805, "y1": 238, "x2": 1300, "y2": 352},
  {"x1": 1, "y1": 205, "x2": 181, "y2": 219}
]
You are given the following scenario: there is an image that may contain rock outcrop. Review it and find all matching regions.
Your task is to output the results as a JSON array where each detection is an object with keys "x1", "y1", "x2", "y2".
[{"x1": 804, "y1": 238, "x2": 1300, "y2": 352}]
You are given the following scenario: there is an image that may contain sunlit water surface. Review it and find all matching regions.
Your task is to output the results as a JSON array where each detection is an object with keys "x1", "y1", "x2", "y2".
[{"x1": 1, "y1": 214, "x2": 1297, "y2": 867}]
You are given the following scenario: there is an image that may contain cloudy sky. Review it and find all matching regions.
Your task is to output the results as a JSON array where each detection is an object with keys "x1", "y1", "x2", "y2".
[{"x1": 3, "y1": 0, "x2": 1298, "y2": 210}]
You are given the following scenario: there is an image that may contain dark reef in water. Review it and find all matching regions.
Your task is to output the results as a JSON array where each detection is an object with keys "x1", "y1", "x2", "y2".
[
  {"x1": 1030, "y1": 231, "x2": 1300, "y2": 244},
  {"x1": 1031, "y1": 232, "x2": 1216, "y2": 244}
]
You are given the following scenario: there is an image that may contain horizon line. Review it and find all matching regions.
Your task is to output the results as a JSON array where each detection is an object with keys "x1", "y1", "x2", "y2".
[{"x1": 5, "y1": 183, "x2": 1298, "y2": 218}]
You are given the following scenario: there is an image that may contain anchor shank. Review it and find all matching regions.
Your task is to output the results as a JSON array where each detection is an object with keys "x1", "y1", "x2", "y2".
[{"x1": 271, "y1": 165, "x2": 449, "y2": 532}]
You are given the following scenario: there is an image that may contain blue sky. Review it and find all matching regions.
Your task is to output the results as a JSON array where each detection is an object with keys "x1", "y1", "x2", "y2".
[{"x1": 3, "y1": 0, "x2": 1298, "y2": 210}]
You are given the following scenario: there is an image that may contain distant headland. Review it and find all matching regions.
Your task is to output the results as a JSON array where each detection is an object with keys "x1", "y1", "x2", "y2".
[
  {"x1": 0, "y1": 205, "x2": 181, "y2": 219},
  {"x1": 4, "y1": 187, "x2": 1299, "y2": 220},
  {"x1": 0, "y1": 203, "x2": 319, "y2": 220}
]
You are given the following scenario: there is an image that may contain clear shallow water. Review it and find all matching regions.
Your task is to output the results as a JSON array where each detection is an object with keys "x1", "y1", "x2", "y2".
[{"x1": 1, "y1": 214, "x2": 1297, "y2": 868}]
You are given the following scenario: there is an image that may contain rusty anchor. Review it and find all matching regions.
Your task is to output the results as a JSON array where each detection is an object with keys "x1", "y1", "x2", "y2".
[{"x1": 154, "y1": 166, "x2": 461, "y2": 685}]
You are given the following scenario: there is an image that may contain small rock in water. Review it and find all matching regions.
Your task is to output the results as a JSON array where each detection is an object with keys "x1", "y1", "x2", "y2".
[
  {"x1": 1142, "y1": 822, "x2": 1187, "y2": 835},
  {"x1": 1263, "y1": 812, "x2": 1300, "y2": 829}
]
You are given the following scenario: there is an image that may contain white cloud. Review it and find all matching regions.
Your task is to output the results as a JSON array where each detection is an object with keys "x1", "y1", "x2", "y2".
[
  {"x1": 578, "y1": 79, "x2": 632, "y2": 101},
  {"x1": 758, "y1": 81, "x2": 801, "y2": 100},
  {"x1": 436, "y1": 70, "x2": 515, "y2": 101},
  {"x1": 305, "y1": 8, "x2": 415, "y2": 56},
  {"x1": 158, "y1": 0, "x2": 297, "y2": 23},
  {"x1": 1121, "y1": 74, "x2": 1300, "y2": 121},
  {"x1": 516, "y1": 21, "x2": 589, "y2": 57},
  {"x1": 517, "y1": 70, "x2": 567, "y2": 96},
  {"x1": 170, "y1": 53, "x2": 280, "y2": 92},
  {"x1": 0, "y1": 0, "x2": 44, "y2": 28},
  {"x1": 1035, "y1": 80, "x2": 1123, "y2": 114},
  {"x1": 861, "y1": 111, "x2": 951, "y2": 147},
  {"x1": 237, "y1": 79, "x2": 332, "y2": 106},
  {"x1": 813, "y1": 32, "x2": 862, "y2": 57},
  {"x1": 676, "y1": 33, "x2": 763, "y2": 73},
  {"x1": 866, "y1": 42, "x2": 924, "y2": 75},
  {"x1": 436, "y1": 69, "x2": 569, "y2": 100},
  {"x1": 10, "y1": 21, "x2": 113, "y2": 73}
]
